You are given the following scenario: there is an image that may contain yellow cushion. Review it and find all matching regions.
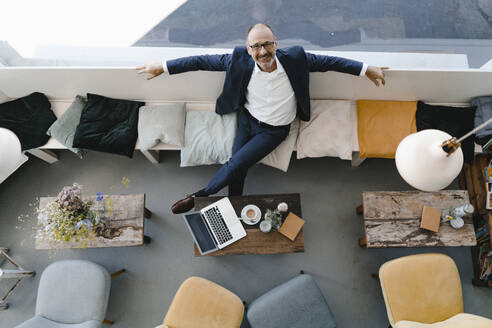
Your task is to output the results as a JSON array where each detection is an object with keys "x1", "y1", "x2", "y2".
[
  {"x1": 357, "y1": 100, "x2": 417, "y2": 158},
  {"x1": 394, "y1": 313, "x2": 492, "y2": 328},
  {"x1": 163, "y1": 277, "x2": 244, "y2": 328},
  {"x1": 379, "y1": 254, "x2": 463, "y2": 326}
]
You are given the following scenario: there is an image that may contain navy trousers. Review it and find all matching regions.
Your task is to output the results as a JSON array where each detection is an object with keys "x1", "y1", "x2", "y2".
[{"x1": 202, "y1": 109, "x2": 290, "y2": 196}]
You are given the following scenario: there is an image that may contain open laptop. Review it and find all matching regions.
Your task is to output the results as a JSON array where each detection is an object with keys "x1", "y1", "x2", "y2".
[{"x1": 182, "y1": 197, "x2": 247, "y2": 255}]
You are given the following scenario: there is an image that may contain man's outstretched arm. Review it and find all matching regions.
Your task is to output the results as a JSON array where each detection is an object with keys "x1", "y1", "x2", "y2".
[
  {"x1": 137, "y1": 54, "x2": 232, "y2": 80},
  {"x1": 306, "y1": 52, "x2": 387, "y2": 86}
]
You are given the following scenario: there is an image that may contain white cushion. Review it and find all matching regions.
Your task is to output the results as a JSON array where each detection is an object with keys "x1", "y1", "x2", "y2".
[
  {"x1": 260, "y1": 118, "x2": 299, "y2": 172},
  {"x1": 394, "y1": 313, "x2": 492, "y2": 328},
  {"x1": 138, "y1": 103, "x2": 186, "y2": 151},
  {"x1": 296, "y1": 100, "x2": 356, "y2": 160},
  {"x1": 180, "y1": 111, "x2": 237, "y2": 167}
]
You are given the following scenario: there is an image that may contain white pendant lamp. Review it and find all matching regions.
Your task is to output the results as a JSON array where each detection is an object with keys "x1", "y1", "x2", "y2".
[
  {"x1": 396, "y1": 130, "x2": 463, "y2": 192},
  {"x1": 0, "y1": 128, "x2": 28, "y2": 184},
  {"x1": 395, "y1": 118, "x2": 492, "y2": 192}
]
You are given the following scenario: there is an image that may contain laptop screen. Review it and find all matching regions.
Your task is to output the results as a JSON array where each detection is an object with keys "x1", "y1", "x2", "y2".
[{"x1": 183, "y1": 212, "x2": 217, "y2": 253}]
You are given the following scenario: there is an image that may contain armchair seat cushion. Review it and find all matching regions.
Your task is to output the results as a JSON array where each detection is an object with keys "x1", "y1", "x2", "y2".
[
  {"x1": 35, "y1": 260, "x2": 110, "y2": 324},
  {"x1": 379, "y1": 254, "x2": 463, "y2": 326},
  {"x1": 15, "y1": 316, "x2": 100, "y2": 328},
  {"x1": 247, "y1": 274, "x2": 336, "y2": 328},
  {"x1": 394, "y1": 313, "x2": 492, "y2": 328},
  {"x1": 163, "y1": 277, "x2": 244, "y2": 328}
]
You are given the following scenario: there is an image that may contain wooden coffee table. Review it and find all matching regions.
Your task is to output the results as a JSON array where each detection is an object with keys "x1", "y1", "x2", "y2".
[
  {"x1": 358, "y1": 190, "x2": 477, "y2": 248},
  {"x1": 36, "y1": 194, "x2": 152, "y2": 249},
  {"x1": 194, "y1": 193, "x2": 304, "y2": 256}
]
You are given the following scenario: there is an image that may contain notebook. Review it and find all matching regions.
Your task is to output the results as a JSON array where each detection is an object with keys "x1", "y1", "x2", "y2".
[
  {"x1": 420, "y1": 206, "x2": 442, "y2": 232},
  {"x1": 279, "y1": 212, "x2": 305, "y2": 241}
]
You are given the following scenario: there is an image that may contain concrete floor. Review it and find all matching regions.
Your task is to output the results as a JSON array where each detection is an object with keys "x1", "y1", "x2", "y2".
[{"x1": 1, "y1": 150, "x2": 491, "y2": 327}]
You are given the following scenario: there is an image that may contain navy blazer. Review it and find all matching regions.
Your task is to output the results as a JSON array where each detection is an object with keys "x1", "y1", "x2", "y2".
[{"x1": 166, "y1": 46, "x2": 363, "y2": 121}]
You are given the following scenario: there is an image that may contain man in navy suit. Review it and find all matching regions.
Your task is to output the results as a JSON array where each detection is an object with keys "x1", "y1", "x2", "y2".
[{"x1": 137, "y1": 23, "x2": 387, "y2": 214}]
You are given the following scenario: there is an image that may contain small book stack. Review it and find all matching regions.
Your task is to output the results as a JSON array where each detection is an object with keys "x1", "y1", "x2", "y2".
[
  {"x1": 478, "y1": 245, "x2": 492, "y2": 283},
  {"x1": 484, "y1": 161, "x2": 492, "y2": 210},
  {"x1": 476, "y1": 213, "x2": 492, "y2": 284}
]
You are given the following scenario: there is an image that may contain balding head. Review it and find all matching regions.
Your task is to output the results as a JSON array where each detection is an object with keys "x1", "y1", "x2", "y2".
[{"x1": 246, "y1": 23, "x2": 276, "y2": 43}]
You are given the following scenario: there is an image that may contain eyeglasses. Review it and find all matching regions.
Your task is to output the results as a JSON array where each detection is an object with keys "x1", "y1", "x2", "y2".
[{"x1": 249, "y1": 41, "x2": 276, "y2": 51}]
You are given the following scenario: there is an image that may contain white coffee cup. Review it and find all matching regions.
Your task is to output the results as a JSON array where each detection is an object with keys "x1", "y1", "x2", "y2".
[{"x1": 241, "y1": 204, "x2": 261, "y2": 225}]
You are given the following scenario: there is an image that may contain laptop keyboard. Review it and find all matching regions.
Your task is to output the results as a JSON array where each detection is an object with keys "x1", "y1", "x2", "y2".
[{"x1": 204, "y1": 206, "x2": 233, "y2": 245}]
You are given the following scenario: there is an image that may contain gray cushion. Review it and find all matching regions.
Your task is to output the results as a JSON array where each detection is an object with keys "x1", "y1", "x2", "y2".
[
  {"x1": 470, "y1": 96, "x2": 492, "y2": 139},
  {"x1": 137, "y1": 103, "x2": 185, "y2": 151},
  {"x1": 180, "y1": 111, "x2": 237, "y2": 167},
  {"x1": 47, "y1": 96, "x2": 86, "y2": 158},
  {"x1": 247, "y1": 274, "x2": 337, "y2": 328},
  {"x1": 15, "y1": 316, "x2": 100, "y2": 328},
  {"x1": 35, "y1": 260, "x2": 110, "y2": 324}
]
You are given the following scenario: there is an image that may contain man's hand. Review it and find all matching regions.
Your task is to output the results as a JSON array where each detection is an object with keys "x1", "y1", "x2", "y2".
[
  {"x1": 366, "y1": 66, "x2": 388, "y2": 87},
  {"x1": 136, "y1": 62, "x2": 165, "y2": 80}
]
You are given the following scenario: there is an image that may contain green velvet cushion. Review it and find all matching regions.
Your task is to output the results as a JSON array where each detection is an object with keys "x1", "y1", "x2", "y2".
[
  {"x1": 137, "y1": 103, "x2": 185, "y2": 151},
  {"x1": 47, "y1": 95, "x2": 86, "y2": 158},
  {"x1": 0, "y1": 92, "x2": 56, "y2": 150},
  {"x1": 72, "y1": 93, "x2": 144, "y2": 158}
]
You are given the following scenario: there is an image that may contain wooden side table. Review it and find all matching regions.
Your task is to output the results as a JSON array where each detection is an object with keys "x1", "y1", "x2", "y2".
[
  {"x1": 36, "y1": 194, "x2": 152, "y2": 250},
  {"x1": 358, "y1": 190, "x2": 476, "y2": 248}
]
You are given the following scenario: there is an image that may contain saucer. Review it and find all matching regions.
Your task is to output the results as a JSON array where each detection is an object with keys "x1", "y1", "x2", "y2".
[{"x1": 241, "y1": 204, "x2": 261, "y2": 225}]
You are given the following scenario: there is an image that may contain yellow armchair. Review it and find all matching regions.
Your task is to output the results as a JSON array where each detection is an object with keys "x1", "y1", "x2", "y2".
[
  {"x1": 379, "y1": 253, "x2": 492, "y2": 328},
  {"x1": 156, "y1": 276, "x2": 244, "y2": 328}
]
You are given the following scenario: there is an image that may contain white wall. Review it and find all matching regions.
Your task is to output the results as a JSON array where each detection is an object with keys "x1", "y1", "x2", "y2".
[{"x1": 0, "y1": 67, "x2": 491, "y2": 104}]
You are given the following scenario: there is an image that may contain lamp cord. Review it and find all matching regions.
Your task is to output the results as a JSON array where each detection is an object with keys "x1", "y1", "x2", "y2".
[{"x1": 456, "y1": 118, "x2": 492, "y2": 143}]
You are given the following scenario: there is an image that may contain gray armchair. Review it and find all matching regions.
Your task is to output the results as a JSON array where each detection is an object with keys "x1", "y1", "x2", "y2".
[
  {"x1": 15, "y1": 260, "x2": 115, "y2": 328},
  {"x1": 247, "y1": 274, "x2": 337, "y2": 328}
]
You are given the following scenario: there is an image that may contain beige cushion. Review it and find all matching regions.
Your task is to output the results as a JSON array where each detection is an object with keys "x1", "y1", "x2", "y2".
[
  {"x1": 395, "y1": 313, "x2": 492, "y2": 328},
  {"x1": 296, "y1": 100, "x2": 355, "y2": 160},
  {"x1": 357, "y1": 100, "x2": 417, "y2": 158},
  {"x1": 260, "y1": 118, "x2": 299, "y2": 172},
  {"x1": 163, "y1": 276, "x2": 244, "y2": 328},
  {"x1": 379, "y1": 254, "x2": 463, "y2": 326}
]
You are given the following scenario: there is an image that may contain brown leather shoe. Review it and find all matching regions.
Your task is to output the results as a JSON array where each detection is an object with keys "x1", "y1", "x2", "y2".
[{"x1": 171, "y1": 194, "x2": 195, "y2": 214}]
